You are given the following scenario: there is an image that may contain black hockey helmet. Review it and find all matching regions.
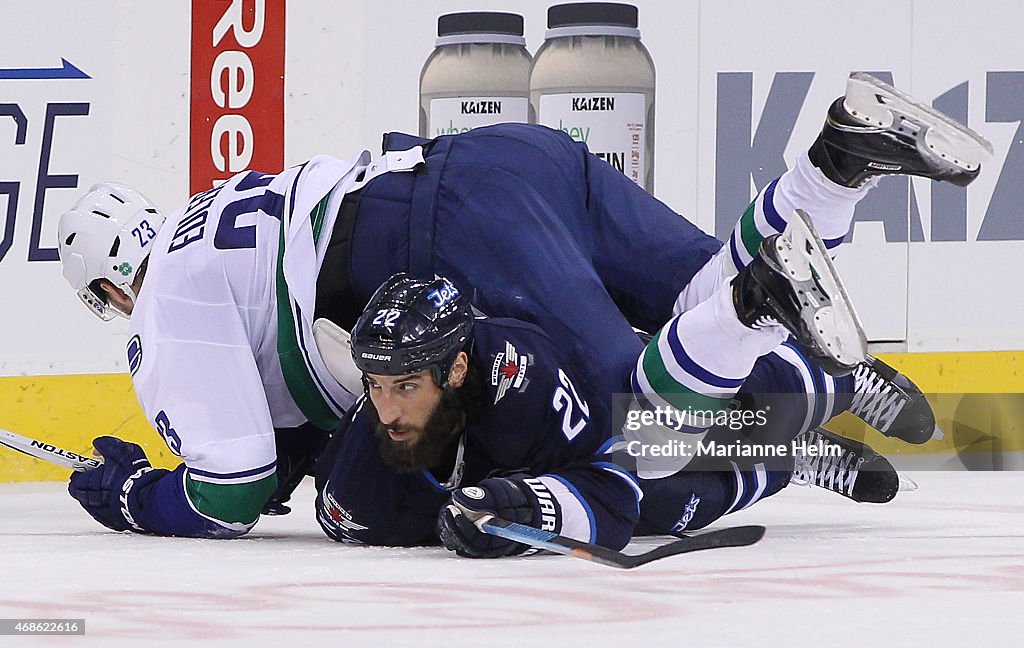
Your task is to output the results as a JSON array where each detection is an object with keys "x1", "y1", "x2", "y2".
[{"x1": 350, "y1": 273, "x2": 474, "y2": 387}]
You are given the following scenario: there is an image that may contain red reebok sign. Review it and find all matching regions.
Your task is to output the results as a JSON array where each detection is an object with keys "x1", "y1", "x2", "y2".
[{"x1": 190, "y1": 0, "x2": 285, "y2": 192}]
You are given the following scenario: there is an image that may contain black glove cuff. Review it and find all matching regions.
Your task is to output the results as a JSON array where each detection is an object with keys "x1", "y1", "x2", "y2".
[{"x1": 507, "y1": 475, "x2": 562, "y2": 536}]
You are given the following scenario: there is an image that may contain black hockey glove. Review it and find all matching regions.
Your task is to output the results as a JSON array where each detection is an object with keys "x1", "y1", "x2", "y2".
[
  {"x1": 68, "y1": 436, "x2": 166, "y2": 533},
  {"x1": 437, "y1": 475, "x2": 561, "y2": 558},
  {"x1": 262, "y1": 423, "x2": 331, "y2": 515}
]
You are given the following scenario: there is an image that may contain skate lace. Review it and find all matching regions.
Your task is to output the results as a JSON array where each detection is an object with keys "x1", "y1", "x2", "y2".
[
  {"x1": 790, "y1": 431, "x2": 864, "y2": 497},
  {"x1": 750, "y1": 315, "x2": 780, "y2": 330},
  {"x1": 848, "y1": 365, "x2": 908, "y2": 433}
]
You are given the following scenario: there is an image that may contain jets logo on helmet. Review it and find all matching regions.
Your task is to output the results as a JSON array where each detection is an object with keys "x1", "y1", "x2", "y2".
[
  {"x1": 57, "y1": 182, "x2": 166, "y2": 321},
  {"x1": 350, "y1": 273, "x2": 475, "y2": 387},
  {"x1": 426, "y1": 280, "x2": 460, "y2": 308}
]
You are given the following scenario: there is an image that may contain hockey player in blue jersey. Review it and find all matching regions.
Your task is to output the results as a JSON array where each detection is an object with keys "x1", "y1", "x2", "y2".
[
  {"x1": 56, "y1": 73, "x2": 984, "y2": 538},
  {"x1": 313, "y1": 262, "x2": 899, "y2": 557},
  {"x1": 314, "y1": 274, "x2": 642, "y2": 554}
]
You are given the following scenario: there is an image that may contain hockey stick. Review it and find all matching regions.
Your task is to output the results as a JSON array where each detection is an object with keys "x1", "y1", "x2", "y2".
[
  {"x1": 0, "y1": 428, "x2": 99, "y2": 471},
  {"x1": 477, "y1": 515, "x2": 765, "y2": 569}
]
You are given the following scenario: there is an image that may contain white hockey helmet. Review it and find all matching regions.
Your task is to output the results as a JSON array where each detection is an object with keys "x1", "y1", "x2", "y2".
[{"x1": 57, "y1": 182, "x2": 166, "y2": 320}]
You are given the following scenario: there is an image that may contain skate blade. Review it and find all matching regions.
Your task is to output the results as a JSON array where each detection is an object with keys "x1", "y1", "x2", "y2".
[
  {"x1": 776, "y1": 209, "x2": 867, "y2": 370},
  {"x1": 897, "y1": 473, "x2": 919, "y2": 492},
  {"x1": 844, "y1": 72, "x2": 993, "y2": 171}
]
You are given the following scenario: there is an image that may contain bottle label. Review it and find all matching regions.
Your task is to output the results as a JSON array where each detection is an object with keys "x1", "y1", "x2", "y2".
[
  {"x1": 538, "y1": 92, "x2": 646, "y2": 186},
  {"x1": 428, "y1": 97, "x2": 529, "y2": 137}
]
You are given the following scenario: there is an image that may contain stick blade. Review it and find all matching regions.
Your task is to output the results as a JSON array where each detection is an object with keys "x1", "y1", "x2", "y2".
[
  {"x1": 479, "y1": 516, "x2": 765, "y2": 569},
  {"x1": 625, "y1": 525, "x2": 767, "y2": 567}
]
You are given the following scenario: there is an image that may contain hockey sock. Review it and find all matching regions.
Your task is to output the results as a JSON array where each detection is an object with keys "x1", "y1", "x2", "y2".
[
  {"x1": 635, "y1": 458, "x2": 790, "y2": 534},
  {"x1": 727, "y1": 153, "x2": 873, "y2": 271},
  {"x1": 759, "y1": 343, "x2": 856, "y2": 434},
  {"x1": 633, "y1": 281, "x2": 788, "y2": 433}
]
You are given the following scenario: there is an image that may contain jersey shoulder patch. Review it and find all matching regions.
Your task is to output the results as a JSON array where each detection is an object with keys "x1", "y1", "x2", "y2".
[
  {"x1": 127, "y1": 335, "x2": 143, "y2": 375},
  {"x1": 489, "y1": 338, "x2": 531, "y2": 404},
  {"x1": 475, "y1": 318, "x2": 564, "y2": 407}
]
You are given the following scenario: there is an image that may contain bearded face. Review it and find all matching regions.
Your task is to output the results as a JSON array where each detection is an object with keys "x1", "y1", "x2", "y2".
[{"x1": 368, "y1": 388, "x2": 463, "y2": 473}]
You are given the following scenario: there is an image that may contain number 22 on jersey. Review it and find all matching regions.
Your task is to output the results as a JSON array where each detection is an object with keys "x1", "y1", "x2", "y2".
[{"x1": 552, "y1": 369, "x2": 590, "y2": 441}]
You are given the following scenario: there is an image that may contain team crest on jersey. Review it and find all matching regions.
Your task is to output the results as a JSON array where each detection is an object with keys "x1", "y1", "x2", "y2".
[
  {"x1": 127, "y1": 335, "x2": 143, "y2": 376},
  {"x1": 491, "y1": 341, "x2": 530, "y2": 404},
  {"x1": 318, "y1": 488, "x2": 369, "y2": 542}
]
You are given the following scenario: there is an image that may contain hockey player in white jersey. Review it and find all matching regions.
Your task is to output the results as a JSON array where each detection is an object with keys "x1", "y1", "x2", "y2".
[
  {"x1": 58, "y1": 155, "x2": 403, "y2": 536},
  {"x1": 55, "y1": 73, "x2": 988, "y2": 538}
]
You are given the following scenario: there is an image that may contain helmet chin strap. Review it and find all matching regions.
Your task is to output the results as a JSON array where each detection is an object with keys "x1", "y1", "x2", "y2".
[
  {"x1": 122, "y1": 283, "x2": 138, "y2": 304},
  {"x1": 110, "y1": 281, "x2": 139, "y2": 319}
]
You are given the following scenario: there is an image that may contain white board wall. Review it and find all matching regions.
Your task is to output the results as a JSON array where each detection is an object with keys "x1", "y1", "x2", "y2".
[{"x1": 1, "y1": 0, "x2": 1021, "y2": 377}]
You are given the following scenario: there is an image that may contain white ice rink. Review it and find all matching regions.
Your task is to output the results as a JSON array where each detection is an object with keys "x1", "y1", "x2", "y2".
[{"x1": 2, "y1": 473, "x2": 1022, "y2": 647}]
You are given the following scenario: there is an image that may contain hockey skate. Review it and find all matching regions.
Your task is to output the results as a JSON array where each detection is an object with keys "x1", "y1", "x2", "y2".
[
  {"x1": 732, "y1": 209, "x2": 867, "y2": 376},
  {"x1": 809, "y1": 72, "x2": 993, "y2": 188},
  {"x1": 849, "y1": 355, "x2": 937, "y2": 445},
  {"x1": 790, "y1": 427, "x2": 898, "y2": 503}
]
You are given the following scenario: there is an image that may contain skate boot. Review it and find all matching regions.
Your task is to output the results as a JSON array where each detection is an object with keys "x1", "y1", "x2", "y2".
[
  {"x1": 790, "y1": 427, "x2": 898, "y2": 503},
  {"x1": 849, "y1": 356, "x2": 937, "y2": 445},
  {"x1": 809, "y1": 72, "x2": 993, "y2": 188},
  {"x1": 732, "y1": 208, "x2": 867, "y2": 376}
]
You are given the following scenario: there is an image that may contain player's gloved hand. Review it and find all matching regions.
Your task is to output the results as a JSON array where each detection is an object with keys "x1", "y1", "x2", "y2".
[
  {"x1": 68, "y1": 436, "x2": 165, "y2": 533},
  {"x1": 262, "y1": 423, "x2": 330, "y2": 516},
  {"x1": 437, "y1": 475, "x2": 560, "y2": 558}
]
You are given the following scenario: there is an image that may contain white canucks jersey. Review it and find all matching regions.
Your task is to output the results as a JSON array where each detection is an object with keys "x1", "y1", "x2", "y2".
[{"x1": 128, "y1": 154, "x2": 370, "y2": 485}]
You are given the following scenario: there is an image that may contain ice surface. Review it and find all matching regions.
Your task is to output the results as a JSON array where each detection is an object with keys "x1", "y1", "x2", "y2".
[{"x1": 1, "y1": 474, "x2": 1022, "y2": 646}]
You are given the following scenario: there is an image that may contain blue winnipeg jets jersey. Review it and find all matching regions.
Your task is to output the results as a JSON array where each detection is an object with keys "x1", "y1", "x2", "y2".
[{"x1": 315, "y1": 317, "x2": 642, "y2": 550}]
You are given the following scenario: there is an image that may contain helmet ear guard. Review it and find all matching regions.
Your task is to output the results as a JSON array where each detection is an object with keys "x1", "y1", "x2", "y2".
[
  {"x1": 76, "y1": 285, "x2": 118, "y2": 322},
  {"x1": 349, "y1": 273, "x2": 475, "y2": 387},
  {"x1": 57, "y1": 182, "x2": 165, "y2": 320}
]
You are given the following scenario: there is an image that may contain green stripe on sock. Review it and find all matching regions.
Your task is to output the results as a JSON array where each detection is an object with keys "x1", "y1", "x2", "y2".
[
  {"x1": 185, "y1": 473, "x2": 277, "y2": 525},
  {"x1": 640, "y1": 332, "x2": 733, "y2": 414},
  {"x1": 738, "y1": 199, "x2": 763, "y2": 260}
]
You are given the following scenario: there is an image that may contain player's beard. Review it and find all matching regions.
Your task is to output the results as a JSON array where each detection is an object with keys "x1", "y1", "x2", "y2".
[{"x1": 370, "y1": 389, "x2": 465, "y2": 473}]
